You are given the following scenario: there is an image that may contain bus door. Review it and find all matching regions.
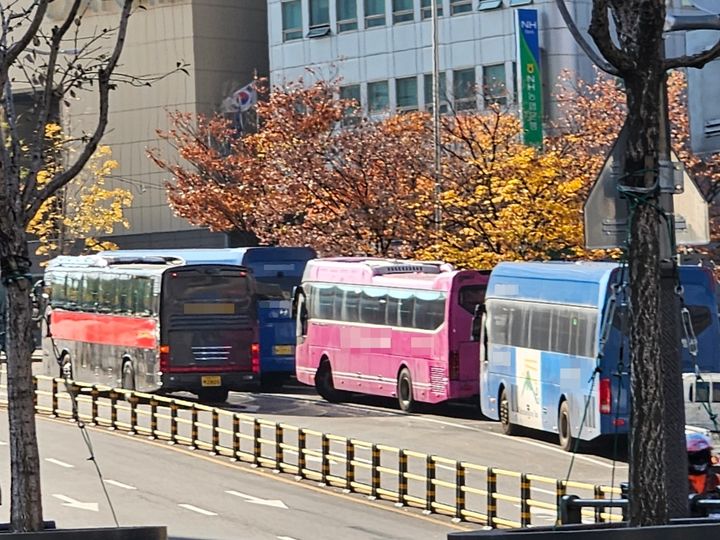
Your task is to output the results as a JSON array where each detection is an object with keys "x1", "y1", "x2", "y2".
[
  {"x1": 456, "y1": 283, "x2": 486, "y2": 385},
  {"x1": 160, "y1": 265, "x2": 257, "y2": 386}
]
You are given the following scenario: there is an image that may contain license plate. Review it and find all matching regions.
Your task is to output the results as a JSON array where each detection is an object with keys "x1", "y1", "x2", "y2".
[
  {"x1": 273, "y1": 345, "x2": 294, "y2": 356},
  {"x1": 201, "y1": 375, "x2": 222, "y2": 387}
]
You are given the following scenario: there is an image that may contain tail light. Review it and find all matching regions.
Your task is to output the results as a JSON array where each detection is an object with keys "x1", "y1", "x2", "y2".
[
  {"x1": 449, "y1": 351, "x2": 460, "y2": 380},
  {"x1": 251, "y1": 343, "x2": 260, "y2": 374},
  {"x1": 599, "y1": 378, "x2": 611, "y2": 414},
  {"x1": 159, "y1": 345, "x2": 170, "y2": 371}
]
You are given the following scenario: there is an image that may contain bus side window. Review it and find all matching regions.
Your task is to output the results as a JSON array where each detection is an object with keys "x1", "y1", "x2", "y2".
[
  {"x1": 83, "y1": 273, "x2": 100, "y2": 312},
  {"x1": 116, "y1": 275, "x2": 132, "y2": 314},
  {"x1": 508, "y1": 303, "x2": 529, "y2": 349},
  {"x1": 294, "y1": 287, "x2": 308, "y2": 340},
  {"x1": 551, "y1": 306, "x2": 572, "y2": 356},
  {"x1": 99, "y1": 273, "x2": 117, "y2": 314},
  {"x1": 343, "y1": 288, "x2": 360, "y2": 323}
]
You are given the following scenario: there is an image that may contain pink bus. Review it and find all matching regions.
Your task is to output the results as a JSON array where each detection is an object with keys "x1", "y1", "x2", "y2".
[{"x1": 293, "y1": 258, "x2": 489, "y2": 411}]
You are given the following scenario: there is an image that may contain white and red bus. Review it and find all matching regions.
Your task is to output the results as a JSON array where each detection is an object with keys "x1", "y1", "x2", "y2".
[
  {"x1": 42, "y1": 254, "x2": 259, "y2": 402},
  {"x1": 293, "y1": 258, "x2": 489, "y2": 411}
]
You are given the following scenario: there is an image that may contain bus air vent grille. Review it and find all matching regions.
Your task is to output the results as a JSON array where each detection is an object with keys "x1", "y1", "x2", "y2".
[
  {"x1": 430, "y1": 366, "x2": 445, "y2": 393},
  {"x1": 371, "y1": 264, "x2": 442, "y2": 276}
]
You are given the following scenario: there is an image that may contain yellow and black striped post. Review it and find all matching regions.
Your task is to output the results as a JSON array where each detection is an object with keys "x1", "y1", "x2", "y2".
[
  {"x1": 320, "y1": 433, "x2": 330, "y2": 485},
  {"x1": 345, "y1": 439, "x2": 355, "y2": 492},
  {"x1": 149, "y1": 399, "x2": 158, "y2": 439},
  {"x1": 520, "y1": 472, "x2": 531, "y2": 527},
  {"x1": 90, "y1": 387, "x2": 100, "y2": 425},
  {"x1": 274, "y1": 423, "x2": 284, "y2": 470},
  {"x1": 370, "y1": 443, "x2": 381, "y2": 499},
  {"x1": 594, "y1": 484, "x2": 604, "y2": 523},
  {"x1": 170, "y1": 401, "x2": 179, "y2": 444},
  {"x1": 398, "y1": 449, "x2": 408, "y2": 506},
  {"x1": 109, "y1": 390, "x2": 118, "y2": 429},
  {"x1": 555, "y1": 480, "x2": 566, "y2": 526},
  {"x1": 51, "y1": 378, "x2": 58, "y2": 417},
  {"x1": 190, "y1": 405, "x2": 198, "y2": 450},
  {"x1": 32, "y1": 376, "x2": 38, "y2": 410},
  {"x1": 454, "y1": 461, "x2": 466, "y2": 522},
  {"x1": 129, "y1": 395, "x2": 138, "y2": 434},
  {"x1": 232, "y1": 414, "x2": 241, "y2": 461},
  {"x1": 425, "y1": 455, "x2": 436, "y2": 514},
  {"x1": 253, "y1": 418, "x2": 262, "y2": 466},
  {"x1": 211, "y1": 409, "x2": 220, "y2": 455},
  {"x1": 487, "y1": 467, "x2": 497, "y2": 528},
  {"x1": 297, "y1": 428, "x2": 307, "y2": 479}
]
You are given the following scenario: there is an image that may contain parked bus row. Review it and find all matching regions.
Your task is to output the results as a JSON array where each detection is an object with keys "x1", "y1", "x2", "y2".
[{"x1": 33, "y1": 250, "x2": 720, "y2": 451}]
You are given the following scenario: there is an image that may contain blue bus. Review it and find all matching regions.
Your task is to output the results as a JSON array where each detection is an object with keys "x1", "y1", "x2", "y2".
[
  {"x1": 477, "y1": 261, "x2": 720, "y2": 451},
  {"x1": 101, "y1": 247, "x2": 317, "y2": 387}
]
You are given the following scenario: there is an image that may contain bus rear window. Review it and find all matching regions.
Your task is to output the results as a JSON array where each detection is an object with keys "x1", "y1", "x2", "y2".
[
  {"x1": 164, "y1": 269, "x2": 251, "y2": 309},
  {"x1": 459, "y1": 286, "x2": 486, "y2": 314}
]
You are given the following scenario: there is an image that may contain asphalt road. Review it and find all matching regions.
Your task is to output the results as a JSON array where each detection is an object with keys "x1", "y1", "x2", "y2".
[
  {"x1": 0, "y1": 412, "x2": 470, "y2": 539},
  {"x1": 214, "y1": 381, "x2": 630, "y2": 489}
]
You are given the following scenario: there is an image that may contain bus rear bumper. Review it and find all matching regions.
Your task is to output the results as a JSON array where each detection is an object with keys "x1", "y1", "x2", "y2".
[{"x1": 161, "y1": 371, "x2": 259, "y2": 392}]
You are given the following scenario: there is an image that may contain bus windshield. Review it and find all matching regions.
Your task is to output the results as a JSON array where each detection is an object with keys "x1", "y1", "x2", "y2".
[{"x1": 164, "y1": 268, "x2": 251, "y2": 306}]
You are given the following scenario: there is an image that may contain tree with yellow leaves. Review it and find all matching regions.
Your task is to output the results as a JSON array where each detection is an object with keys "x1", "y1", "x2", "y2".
[
  {"x1": 418, "y1": 106, "x2": 587, "y2": 269},
  {"x1": 27, "y1": 124, "x2": 133, "y2": 259}
]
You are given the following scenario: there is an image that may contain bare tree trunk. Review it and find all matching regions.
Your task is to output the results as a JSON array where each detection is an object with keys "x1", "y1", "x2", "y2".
[{"x1": 1, "y1": 232, "x2": 42, "y2": 531}]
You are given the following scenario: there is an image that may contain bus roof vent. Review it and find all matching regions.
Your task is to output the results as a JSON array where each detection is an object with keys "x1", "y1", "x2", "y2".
[
  {"x1": 102, "y1": 255, "x2": 183, "y2": 266},
  {"x1": 370, "y1": 262, "x2": 444, "y2": 275}
]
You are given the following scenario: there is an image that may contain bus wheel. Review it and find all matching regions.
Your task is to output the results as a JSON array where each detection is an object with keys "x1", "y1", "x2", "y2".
[
  {"x1": 122, "y1": 361, "x2": 136, "y2": 391},
  {"x1": 558, "y1": 400, "x2": 575, "y2": 452},
  {"x1": 315, "y1": 361, "x2": 342, "y2": 403},
  {"x1": 198, "y1": 388, "x2": 229, "y2": 403},
  {"x1": 397, "y1": 368, "x2": 416, "y2": 413},
  {"x1": 499, "y1": 388, "x2": 516, "y2": 436}
]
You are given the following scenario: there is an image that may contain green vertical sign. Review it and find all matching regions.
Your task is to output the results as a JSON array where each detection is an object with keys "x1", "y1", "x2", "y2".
[{"x1": 515, "y1": 8, "x2": 543, "y2": 147}]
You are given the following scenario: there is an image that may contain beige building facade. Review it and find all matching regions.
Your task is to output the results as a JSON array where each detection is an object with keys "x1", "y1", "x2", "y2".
[{"x1": 47, "y1": 0, "x2": 269, "y2": 250}]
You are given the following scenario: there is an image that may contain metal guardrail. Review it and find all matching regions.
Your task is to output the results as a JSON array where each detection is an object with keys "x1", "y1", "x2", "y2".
[{"x1": 4, "y1": 375, "x2": 625, "y2": 529}]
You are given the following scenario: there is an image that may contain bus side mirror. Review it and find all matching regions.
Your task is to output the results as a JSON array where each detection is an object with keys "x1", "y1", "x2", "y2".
[{"x1": 470, "y1": 304, "x2": 485, "y2": 342}]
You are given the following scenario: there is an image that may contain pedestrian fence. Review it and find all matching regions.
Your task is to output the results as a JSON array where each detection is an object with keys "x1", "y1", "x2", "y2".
[{"x1": 12, "y1": 375, "x2": 625, "y2": 529}]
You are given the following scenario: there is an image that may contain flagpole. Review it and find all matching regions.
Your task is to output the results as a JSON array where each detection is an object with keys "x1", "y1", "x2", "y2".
[{"x1": 431, "y1": 0, "x2": 441, "y2": 232}]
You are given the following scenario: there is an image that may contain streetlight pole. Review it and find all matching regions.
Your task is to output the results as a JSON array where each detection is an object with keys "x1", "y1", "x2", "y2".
[{"x1": 431, "y1": 0, "x2": 441, "y2": 231}]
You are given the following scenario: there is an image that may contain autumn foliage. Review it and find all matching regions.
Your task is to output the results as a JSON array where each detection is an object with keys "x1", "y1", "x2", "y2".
[{"x1": 151, "y1": 72, "x2": 720, "y2": 267}]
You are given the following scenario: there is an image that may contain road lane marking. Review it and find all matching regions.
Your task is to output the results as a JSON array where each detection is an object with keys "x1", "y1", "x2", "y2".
[
  {"x1": 226, "y1": 490, "x2": 288, "y2": 509},
  {"x1": 178, "y1": 504, "x2": 217, "y2": 516},
  {"x1": 413, "y1": 416, "x2": 628, "y2": 470},
  {"x1": 39, "y1": 415, "x2": 471, "y2": 532},
  {"x1": 104, "y1": 479, "x2": 137, "y2": 490},
  {"x1": 277, "y1": 536, "x2": 299, "y2": 540},
  {"x1": 0, "y1": 441, "x2": 7, "y2": 445},
  {"x1": 45, "y1": 458, "x2": 74, "y2": 468},
  {"x1": 52, "y1": 494, "x2": 98, "y2": 512}
]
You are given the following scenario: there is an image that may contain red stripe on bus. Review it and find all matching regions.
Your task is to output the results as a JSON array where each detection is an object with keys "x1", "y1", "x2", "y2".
[{"x1": 51, "y1": 310, "x2": 157, "y2": 349}]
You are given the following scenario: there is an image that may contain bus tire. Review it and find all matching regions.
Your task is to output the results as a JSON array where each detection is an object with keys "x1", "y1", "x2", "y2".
[
  {"x1": 499, "y1": 387, "x2": 516, "y2": 436},
  {"x1": 315, "y1": 360, "x2": 342, "y2": 403},
  {"x1": 558, "y1": 400, "x2": 575, "y2": 452},
  {"x1": 122, "y1": 361, "x2": 136, "y2": 391},
  {"x1": 198, "y1": 388, "x2": 229, "y2": 403},
  {"x1": 397, "y1": 368, "x2": 416, "y2": 413}
]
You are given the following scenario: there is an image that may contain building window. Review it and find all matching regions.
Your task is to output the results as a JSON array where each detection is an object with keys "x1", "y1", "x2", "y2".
[
  {"x1": 453, "y1": 68, "x2": 476, "y2": 111},
  {"x1": 340, "y1": 85, "x2": 362, "y2": 125},
  {"x1": 393, "y1": 0, "x2": 414, "y2": 23},
  {"x1": 450, "y1": 0, "x2": 472, "y2": 15},
  {"x1": 368, "y1": 81, "x2": 389, "y2": 113},
  {"x1": 337, "y1": 0, "x2": 358, "y2": 32},
  {"x1": 282, "y1": 0, "x2": 303, "y2": 41},
  {"x1": 420, "y1": 0, "x2": 443, "y2": 19},
  {"x1": 424, "y1": 73, "x2": 447, "y2": 113},
  {"x1": 396, "y1": 77, "x2": 418, "y2": 111},
  {"x1": 477, "y1": 0, "x2": 502, "y2": 9},
  {"x1": 365, "y1": 0, "x2": 386, "y2": 27},
  {"x1": 483, "y1": 64, "x2": 507, "y2": 106},
  {"x1": 308, "y1": 0, "x2": 331, "y2": 36}
]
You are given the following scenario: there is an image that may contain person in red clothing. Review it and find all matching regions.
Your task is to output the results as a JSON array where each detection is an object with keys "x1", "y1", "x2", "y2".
[{"x1": 687, "y1": 432, "x2": 720, "y2": 496}]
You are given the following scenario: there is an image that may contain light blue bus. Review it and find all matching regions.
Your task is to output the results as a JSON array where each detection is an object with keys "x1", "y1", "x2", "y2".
[
  {"x1": 101, "y1": 247, "x2": 317, "y2": 387},
  {"x1": 478, "y1": 261, "x2": 720, "y2": 451}
]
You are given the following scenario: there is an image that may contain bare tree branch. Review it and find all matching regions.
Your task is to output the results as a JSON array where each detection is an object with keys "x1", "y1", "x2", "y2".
[
  {"x1": 555, "y1": 0, "x2": 620, "y2": 76},
  {"x1": 664, "y1": 37, "x2": 720, "y2": 70},
  {"x1": 25, "y1": 0, "x2": 134, "y2": 222},
  {"x1": 588, "y1": 0, "x2": 633, "y2": 73},
  {"x1": 2, "y1": 1, "x2": 48, "y2": 71}
]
